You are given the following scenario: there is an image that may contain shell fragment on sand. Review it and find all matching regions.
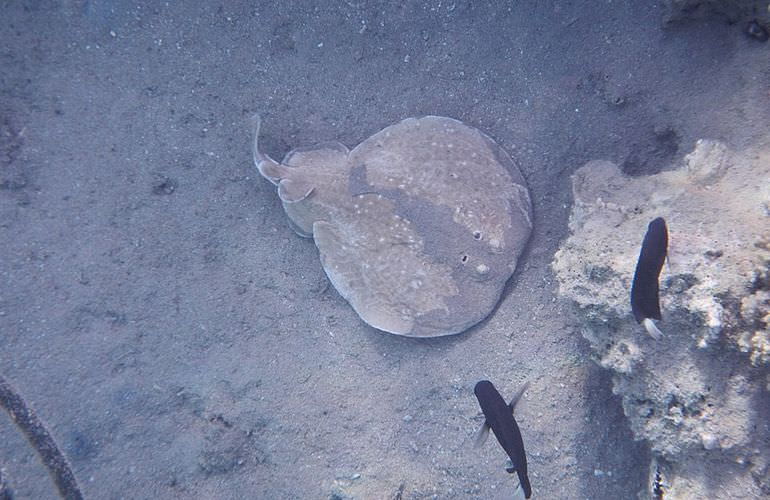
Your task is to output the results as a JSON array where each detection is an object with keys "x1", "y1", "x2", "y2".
[{"x1": 254, "y1": 115, "x2": 533, "y2": 337}]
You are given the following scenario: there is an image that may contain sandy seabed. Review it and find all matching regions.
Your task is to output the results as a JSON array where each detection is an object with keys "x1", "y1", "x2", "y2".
[{"x1": 1, "y1": 1, "x2": 768, "y2": 498}]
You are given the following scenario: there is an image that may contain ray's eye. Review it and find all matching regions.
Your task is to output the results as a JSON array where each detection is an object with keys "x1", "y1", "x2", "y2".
[{"x1": 461, "y1": 254, "x2": 469, "y2": 264}]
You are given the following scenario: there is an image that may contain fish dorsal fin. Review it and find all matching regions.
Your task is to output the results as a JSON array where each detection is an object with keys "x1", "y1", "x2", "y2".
[
  {"x1": 473, "y1": 420, "x2": 490, "y2": 449},
  {"x1": 508, "y1": 381, "x2": 530, "y2": 413},
  {"x1": 258, "y1": 160, "x2": 292, "y2": 185},
  {"x1": 277, "y1": 178, "x2": 314, "y2": 203}
]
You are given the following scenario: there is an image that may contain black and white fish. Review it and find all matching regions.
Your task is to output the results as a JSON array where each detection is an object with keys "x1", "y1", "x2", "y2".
[
  {"x1": 630, "y1": 217, "x2": 668, "y2": 339},
  {"x1": 473, "y1": 380, "x2": 532, "y2": 499}
]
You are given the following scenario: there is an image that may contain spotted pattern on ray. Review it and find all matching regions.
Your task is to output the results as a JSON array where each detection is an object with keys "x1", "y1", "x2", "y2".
[{"x1": 254, "y1": 115, "x2": 533, "y2": 337}]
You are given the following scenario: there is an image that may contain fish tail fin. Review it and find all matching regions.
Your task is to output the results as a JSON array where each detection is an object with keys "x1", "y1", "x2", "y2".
[
  {"x1": 250, "y1": 114, "x2": 265, "y2": 168},
  {"x1": 512, "y1": 482, "x2": 527, "y2": 500},
  {"x1": 473, "y1": 420, "x2": 490, "y2": 449},
  {"x1": 250, "y1": 114, "x2": 285, "y2": 184},
  {"x1": 643, "y1": 318, "x2": 664, "y2": 339},
  {"x1": 508, "y1": 381, "x2": 530, "y2": 412}
]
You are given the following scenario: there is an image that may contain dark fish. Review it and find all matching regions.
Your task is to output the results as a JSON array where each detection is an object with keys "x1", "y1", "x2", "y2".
[
  {"x1": 473, "y1": 380, "x2": 532, "y2": 499},
  {"x1": 630, "y1": 217, "x2": 668, "y2": 339}
]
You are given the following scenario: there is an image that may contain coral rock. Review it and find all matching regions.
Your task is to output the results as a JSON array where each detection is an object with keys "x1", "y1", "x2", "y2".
[{"x1": 553, "y1": 139, "x2": 770, "y2": 497}]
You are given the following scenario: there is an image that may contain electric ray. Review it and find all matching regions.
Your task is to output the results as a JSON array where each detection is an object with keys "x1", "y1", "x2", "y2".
[{"x1": 254, "y1": 115, "x2": 532, "y2": 337}]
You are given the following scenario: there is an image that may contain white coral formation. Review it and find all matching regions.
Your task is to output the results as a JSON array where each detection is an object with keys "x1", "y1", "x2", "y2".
[
  {"x1": 556, "y1": 139, "x2": 770, "y2": 360},
  {"x1": 552, "y1": 139, "x2": 770, "y2": 496}
]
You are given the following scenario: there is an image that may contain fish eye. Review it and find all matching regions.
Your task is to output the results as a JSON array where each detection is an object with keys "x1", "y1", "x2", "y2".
[{"x1": 473, "y1": 231, "x2": 482, "y2": 240}]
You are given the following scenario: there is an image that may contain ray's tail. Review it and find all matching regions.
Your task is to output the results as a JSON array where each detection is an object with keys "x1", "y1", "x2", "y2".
[{"x1": 250, "y1": 114, "x2": 289, "y2": 185}]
